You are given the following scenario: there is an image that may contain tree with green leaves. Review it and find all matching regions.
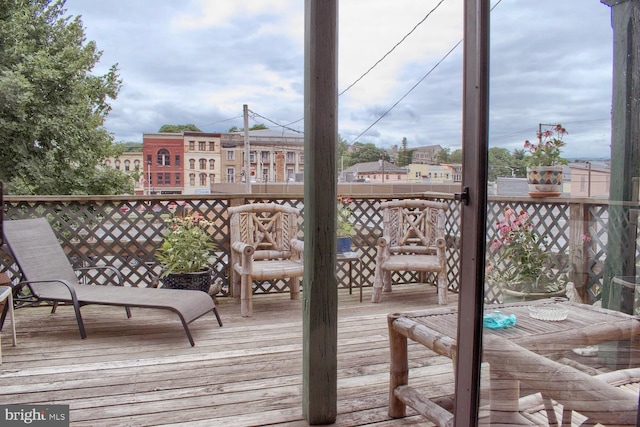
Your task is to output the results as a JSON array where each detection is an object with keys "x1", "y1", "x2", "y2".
[
  {"x1": 0, "y1": 0, "x2": 130, "y2": 195},
  {"x1": 396, "y1": 137, "x2": 414, "y2": 167},
  {"x1": 485, "y1": 147, "x2": 530, "y2": 181},
  {"x1": 337, "y1": 135, "x2": 350, "y2": 171},
  {"x1": 158, "y1": 124, "x2": 202, "y2": 133},
  {"x1": 437, "y1": 148, "x2": 462, "y2": 164},
  {"x1": 227, "y1": 123, "x2": 268, "y2": 132},
  {"x1": 118, "y1": 142, "x2": 143, "y2": 152},
  {"x1": 346, "y1": 142, "x2": 389, "y2": 165}
]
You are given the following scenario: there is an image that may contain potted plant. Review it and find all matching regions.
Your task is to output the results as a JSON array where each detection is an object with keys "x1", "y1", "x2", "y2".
[
  {"x1": 486, "y1": 207, "x2": 569, "y2": 301},
  {"x1": 337, "y1": 196, "x2": 355, "y2": 254},
  {"x1": 155, "y1": 212, "x2": 218, "y2": 293},
  {"x1": 523, "y1": 123, "x2": 568, "y2": 197}
]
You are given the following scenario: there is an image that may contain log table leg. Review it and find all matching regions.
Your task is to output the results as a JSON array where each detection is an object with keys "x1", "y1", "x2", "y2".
[{"x1": 388, "y1": 313, "x2": 408, "y2": 418}]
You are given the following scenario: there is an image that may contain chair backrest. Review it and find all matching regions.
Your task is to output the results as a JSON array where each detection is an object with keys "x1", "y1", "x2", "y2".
[
  {"x1": 228, "y1": 203, "x2": 302, "y2": 260},
  {"x1": 380, "y1": 200, "x2": 447, "y2": 254},
  {"x1": 3, "y1": 217, "x2": 80, "y2": 285}
]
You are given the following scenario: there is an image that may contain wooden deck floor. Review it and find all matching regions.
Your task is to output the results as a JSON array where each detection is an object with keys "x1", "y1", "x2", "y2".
[{"x1": 0, "y1": 284, "x2": 455, "y2": 426}]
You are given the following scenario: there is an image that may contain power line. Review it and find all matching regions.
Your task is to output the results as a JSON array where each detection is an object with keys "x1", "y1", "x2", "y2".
[
  {"x1": 349, "y1": 0, "x2": 505, "y2": 144},
  {"x1": 248, "y1": 110, "x2": 303, "y2": 134},
  {"x1": 490, "y1": 118, "x2": 610, "y2": 142},
  {"x1": 339, "y1": 0, "x2": 448, "y2": 96},
  {"x1": 349, "y1": 39, "x2": 462, "y2": 144},
  {"x1": 255, "y1": 2, "x2": 452, "y2": 133},
  {"x1": 199, "y1": 115, "x2": 243, "y2": 129}
]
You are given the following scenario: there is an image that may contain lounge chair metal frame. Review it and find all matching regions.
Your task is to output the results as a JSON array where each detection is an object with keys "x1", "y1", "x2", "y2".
[{"x1": 1, "y1": 217, "x2": 222, "y2": 346}]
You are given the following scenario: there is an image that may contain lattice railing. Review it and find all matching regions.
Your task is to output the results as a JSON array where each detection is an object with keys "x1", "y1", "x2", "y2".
[{"x1": 0, "y1": 194, "x2": 622, "y2": 303}]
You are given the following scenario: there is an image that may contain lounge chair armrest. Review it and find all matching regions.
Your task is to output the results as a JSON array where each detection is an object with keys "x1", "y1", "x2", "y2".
[
  {"x1": 16, "y1": 278, "x2": 80, "y2": 304},
  {"x1": 75, "y1": 265, "x2": 124, "y2": 286}
]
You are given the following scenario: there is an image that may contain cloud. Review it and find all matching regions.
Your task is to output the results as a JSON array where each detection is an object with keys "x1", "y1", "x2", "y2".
[{"x1": 63, "y1": 0, "x2": 614, "y2": 159}]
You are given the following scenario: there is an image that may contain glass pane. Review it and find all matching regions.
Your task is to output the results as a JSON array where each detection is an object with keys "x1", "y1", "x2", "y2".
[{"x1": 480, "y1": 1, "x2": 639, "y2": 424}]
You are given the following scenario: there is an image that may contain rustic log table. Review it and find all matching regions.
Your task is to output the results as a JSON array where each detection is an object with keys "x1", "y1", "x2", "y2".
[{"x1": 387, "y1": 300, "x2": 640, "y2": 426}]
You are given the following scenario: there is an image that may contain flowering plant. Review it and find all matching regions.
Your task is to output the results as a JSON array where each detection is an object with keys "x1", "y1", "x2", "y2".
[
  {"x1": 337, "y1": 196, "x2": 355, "y2": 237},
  {"x1": 155, "y1": 212, "x2": 217, "y2": 277},
  {"x1": 523, "y1": 124, "x2": 568, "y2": 167},
  {"x1": 486, "y1": 207, "x2": 567, "y2": 293}
]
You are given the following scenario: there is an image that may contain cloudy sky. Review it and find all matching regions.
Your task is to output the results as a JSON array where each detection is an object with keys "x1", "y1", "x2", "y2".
[{"x1": 63, "y1": 0, "x2": 614, "y2": 159}]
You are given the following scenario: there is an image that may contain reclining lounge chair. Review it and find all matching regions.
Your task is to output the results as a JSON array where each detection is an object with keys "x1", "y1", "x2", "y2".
[{"x1": 2, "y1": 217, "x2": 222, "y2": 346}]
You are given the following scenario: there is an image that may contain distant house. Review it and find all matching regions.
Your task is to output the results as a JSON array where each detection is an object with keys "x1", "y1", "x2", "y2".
[
  {"x1": 569, "y1": 161, "x2": 610, "y2": 198},
  {"x1": 409, "y1": 145, "x2": 443, "y2": 164},
  {"x1": 406, "y1": 164, "x2": 456, "y2": 183},
  {"x1": 342, "y1": 161, "x2": 408, "y2": 183}
]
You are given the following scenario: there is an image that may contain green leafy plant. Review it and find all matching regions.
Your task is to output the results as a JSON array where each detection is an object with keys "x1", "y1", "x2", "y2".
[
  {"x1": 337, "y1": 196, "x2": 355, "y2": 237},
  {"x1": 155, "y1": 212, "x2": 217, "y2": 277},
  {"x1": 486, "y1": 207, "x2": 567, "y2": 293},
  {"x1": 523, "y1": 124, "x2": 568, "y2": 167}
]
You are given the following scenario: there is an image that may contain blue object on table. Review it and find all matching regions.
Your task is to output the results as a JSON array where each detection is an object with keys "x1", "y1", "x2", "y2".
[{"x1": 483, "y1": 310, "x2": 517, "y2": 329}]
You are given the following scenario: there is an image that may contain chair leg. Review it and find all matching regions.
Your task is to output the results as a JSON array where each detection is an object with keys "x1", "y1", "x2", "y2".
[
  {"x1": 290, "y1": 277, "x2": 300, "y2": 300},
  {"x1": 437, "y1": 269, "x2": 448, "y2": 305},
  {"x1": 241, "y1": 274, "x2": 252, "y2": 317},
  {"x1": 232, "y1": 269, "x2": 241, "y2": 300},
  {"x1": 0, "y1": 290, "x2": 16, "y2": 346},
  {"x1": 72, "y1": 301, "x2": 87, "y2": 339},
  {"x1": 383, "y1": 270, "x2": 392, "y2": 293},
  {"x1": 212, "y1": 307, "x2": 223, "y2": 327},
  {"x1": 372, "y1": 267, "x2": 384, "y2": 303},
  {"x1": 8, "y1": 292, "x2": 16, "y2": 347},
  {"x1": 0, "y1": 298, "x2": 7, "y2": 331}
]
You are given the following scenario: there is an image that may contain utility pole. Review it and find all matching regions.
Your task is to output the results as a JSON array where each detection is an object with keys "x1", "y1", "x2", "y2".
[
  {"x1": 587, "y1": 161, "x2": 592, "y2": 197},
  {"x1": 243, "y1": 104, "x2": 251, "y2": 193}
]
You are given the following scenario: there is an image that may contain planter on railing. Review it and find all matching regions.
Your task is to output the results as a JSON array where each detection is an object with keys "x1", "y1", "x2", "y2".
[{"x1": 526, "y1": 166, "x2": 563, "y2": 197}]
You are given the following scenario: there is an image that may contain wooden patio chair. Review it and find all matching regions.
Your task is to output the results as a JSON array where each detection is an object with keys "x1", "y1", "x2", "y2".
[
  {"x1": 372, "y1": 199, "x2": 449, "y2": 304},
  {"x1": 228, "y1": 203, "x2": 304, "y2": 317},
  {"x1": 1, "y1": 217, "x2": 222, "y2": 347}
]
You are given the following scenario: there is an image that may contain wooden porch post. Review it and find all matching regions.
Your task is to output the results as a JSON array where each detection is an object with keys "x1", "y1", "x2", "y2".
[
  {"x1": 600, "y1": 0, "x2": 640, "y2": 309},
  {"x1": 302, "y1": 0, "x2": 338, "y2": 424}
]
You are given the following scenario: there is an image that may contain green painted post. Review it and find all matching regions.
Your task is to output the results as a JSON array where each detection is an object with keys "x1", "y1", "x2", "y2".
[{"x1": 600, "y1": 0, "x2": 640, "y2": 310}]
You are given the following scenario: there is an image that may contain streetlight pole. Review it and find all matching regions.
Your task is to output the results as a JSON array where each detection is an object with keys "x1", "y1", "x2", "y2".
[
  {"x1": 538, "y1": 123, "x2": 557, "y2": 143},
  {"x1": 243, "y1": 104, "x2": 251, "y2": 193},
  {"x1": 587, "y1": 161, "x2": 592, "y2": 197}
]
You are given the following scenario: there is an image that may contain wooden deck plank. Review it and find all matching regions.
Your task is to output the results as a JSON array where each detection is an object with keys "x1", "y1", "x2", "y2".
[{"x1": 1, "y1": 284, "x2": 450, "y2": 426}]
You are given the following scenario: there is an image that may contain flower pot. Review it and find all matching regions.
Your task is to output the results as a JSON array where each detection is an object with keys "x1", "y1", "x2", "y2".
[
  {"x1": 336, "y1": 236, "x2": 352, "y2": 254},
  {"x1": 526, "y1": 166, "x2": 563, "y2": 197},
  {"x1": 162, "y1": 268, "x2": 211, "y2": 292}
]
